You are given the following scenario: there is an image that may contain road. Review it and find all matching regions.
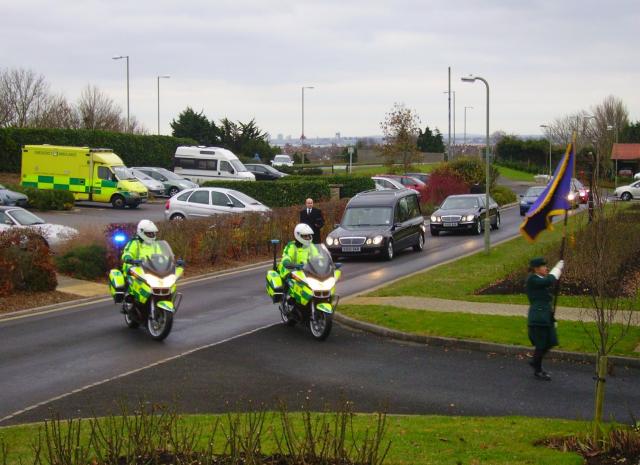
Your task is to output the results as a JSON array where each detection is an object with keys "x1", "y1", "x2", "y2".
[{"x1": 2, "y1": 205, "x2": 637, "y2": 425}]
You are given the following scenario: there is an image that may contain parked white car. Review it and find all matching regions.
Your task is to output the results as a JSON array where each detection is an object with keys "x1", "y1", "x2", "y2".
[
  {"x1": 372, "y1": 176, "x2": 404, "y2": 191},
  {"x1": 0, "y1": 206, "x2": 78, "y2": 246},
  {"x1": 614, "y1": 180, "x2": 640, "y2": 201},
  {"x1": 634, "y1": 171, "x2": 640, "y2": 180},
  {"x1": 164, "y1": 187, "x2": 270, "y2": 220},
  {"x1": 131, "y1": 169, "x2": 166, "y2": 197},
  {"x1": 271, "y1": 154, "x2": 294, "y2": 167}
]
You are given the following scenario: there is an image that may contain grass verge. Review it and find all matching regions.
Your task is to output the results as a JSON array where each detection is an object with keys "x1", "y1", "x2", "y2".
[
  {"x1": 340, "y1": 304, "x2": 640, "y2": 357},
  {"x1": 496, "y1": 164, "x2": 537, "y2": 182},
  {"x1": 0, "y1": 413, "x2": 589, "y2": 465},
  {"x1": 349, "y1": 163, "x2": 437, "y2": 177}
]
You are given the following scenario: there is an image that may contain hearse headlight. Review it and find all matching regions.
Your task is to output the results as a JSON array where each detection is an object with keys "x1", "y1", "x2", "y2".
[{"x1": 372, "y1": 235, "x2": 384, "y2": 245}]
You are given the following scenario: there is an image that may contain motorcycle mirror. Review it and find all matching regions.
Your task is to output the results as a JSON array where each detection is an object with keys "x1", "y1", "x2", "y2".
[
  {"x1": 176, "y1": 258, "x2": 185, "y2": 267},
  {"x1": 335, "y1": 262, "x2": 343, "y2": 269}
]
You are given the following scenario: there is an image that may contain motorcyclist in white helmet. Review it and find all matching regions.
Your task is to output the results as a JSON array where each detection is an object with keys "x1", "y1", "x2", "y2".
[
  {"x1": 121, "y1": 219, "x2": 160, "y2": 275},
  {"x1": 277, "y1": 223, "x2": 320, "y2": 279}
]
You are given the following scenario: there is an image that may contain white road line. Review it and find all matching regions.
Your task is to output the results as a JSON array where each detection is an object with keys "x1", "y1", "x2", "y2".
[{"x1": 0, "y1": 322, "x2": 277, "y2": 424}]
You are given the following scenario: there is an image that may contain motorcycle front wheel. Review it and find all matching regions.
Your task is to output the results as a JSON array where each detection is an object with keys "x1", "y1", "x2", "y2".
[
  {"x1": 309, "y1": 311, "x2": 333, "y2": 341},
  {"x1": 147, "y1": 307, "x2": 173, "y2": 341}
]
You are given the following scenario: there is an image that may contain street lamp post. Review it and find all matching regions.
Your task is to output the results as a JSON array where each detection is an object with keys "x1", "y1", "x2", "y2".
[
  {"x1": 112, "y1": 55, "x2": 130, "y2": 131},
  {"x1": 461, "y1": 75, "x2": 490, "y2": 254},
  {"x1": 301, "y1": 86, "x2": 314, "y2": 164},
  {"x1": 539, "y1": 124, "x2": 552, "y2": 176},
  {"x1": 157, "y1": 75, "x2": 170, "y2": 135},
  {"x1": 464, "y1": 106, "x2": 473, "y2": 146},
  {"x1": 444, "y1": 90, "x2": 456, "y2": 158}
]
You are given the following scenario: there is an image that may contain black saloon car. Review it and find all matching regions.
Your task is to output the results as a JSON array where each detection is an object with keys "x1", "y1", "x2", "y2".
[
  {"x1": 325, "y1": 189, "x2": 425, "y2": 261},
  {"x1": 430, "y1": 194, "x2": 500, "y2": 236},
  {"x1": 519, "y1": 186, "x2": 546, "y2": 216},
  {"x1": 245, "y1": 164, "x2": 287, "y2": 181}
]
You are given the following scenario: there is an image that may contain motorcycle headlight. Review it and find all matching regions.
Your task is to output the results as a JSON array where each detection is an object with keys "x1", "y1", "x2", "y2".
[
  {"x1": 306, "y1": 277, "x2": 336, "y2": 291},
  {"x1": 372, "y1": 235, "x2": 384, "y2": 245},
  {"x1": 145, "y1": 275, "x2": 176, "y2": 288}
]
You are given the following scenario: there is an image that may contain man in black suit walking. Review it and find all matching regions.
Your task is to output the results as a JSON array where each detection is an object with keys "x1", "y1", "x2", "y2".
[{"x1": 299, "y1": 198, "x2": 324, "y2": 244}]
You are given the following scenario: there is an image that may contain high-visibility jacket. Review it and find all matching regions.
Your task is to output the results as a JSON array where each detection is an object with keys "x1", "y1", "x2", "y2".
[
  {"x1": 121, "y1": 238, "x2": 163, "y2": 275},
  {"x1": 277, "y1": 241, "x2": 321, "y2": 279}
]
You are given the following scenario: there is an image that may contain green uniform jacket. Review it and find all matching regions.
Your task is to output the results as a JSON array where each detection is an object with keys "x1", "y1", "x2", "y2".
[
  {"x1": 277, "y1": 241, "x2": 320, "y2": 279},
  {"x1": 526, "y1": 273, "x2": 558, "y2": 350}
]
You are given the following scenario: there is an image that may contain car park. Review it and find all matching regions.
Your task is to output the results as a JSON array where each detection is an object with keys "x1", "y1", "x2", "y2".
[
  {"x1": 132, "y1": 166, "x2": 198, "y2": 197},
  {"x1": 378, "y1": 174, "x2": 428, "y2": 202},
  {"x1": 519, "y1": 186, "x2": 546, "y2": 216},
  {"x1": 325, "y1": 189, "x2": 425, "y2": 261},
  {"x1": 131, "y1": 169, "x2": 166, "y2": 197},
  {"x1": 271, "y1": 154, "x2": 294, "y2": 167},
  {"x1": 404, "y1": 172, "x2": 430, "y2": 184},
  {"x1": 0, "y1": 184, "x2": 29, "y2": 207},
  {"x1": 245, "y1": 164, "x2": 287, "y2": 181},
  {"x1": 173, "y1": 146, "x2": 255, "y2": 184},
  {"x1": 0, "y1": 206, "x2": 78, "y2": 246},
  {"x1": 614, "y1": 180, "x2": 640, "y2": 201},
  {"x1": 430, "y1": 194, "x2": 500, "y2": 236},
  {"x1": 164, "y1": 187, "x2": 270, "y2": 220}
]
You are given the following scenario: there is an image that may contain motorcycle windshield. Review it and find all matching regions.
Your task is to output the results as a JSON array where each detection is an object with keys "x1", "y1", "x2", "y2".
[
  {"x1": 303, "y1": 244, "x2": 335, "y2": 280},
  {"x1": 141, "y1": 240, "x2": 176, "y2": 278}
]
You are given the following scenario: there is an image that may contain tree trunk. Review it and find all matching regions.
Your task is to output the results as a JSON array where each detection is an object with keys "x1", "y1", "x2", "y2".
[{"x1": 593, "y1": 354, "x2": 608, "y2": 442}]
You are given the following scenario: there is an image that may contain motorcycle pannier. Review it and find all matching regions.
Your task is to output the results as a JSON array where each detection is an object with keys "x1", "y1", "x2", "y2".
[
  {"x1": 266, "y1": 270, "x2": 283, "y2": 303},
  {"x1": 108, "y1": 269, "x2": 126, "y2": 303}
]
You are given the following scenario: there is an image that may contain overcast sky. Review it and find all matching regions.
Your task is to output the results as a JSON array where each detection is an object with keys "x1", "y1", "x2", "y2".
[{"x1": 2, "y1": 0, "x2": 637, "y2": 138}]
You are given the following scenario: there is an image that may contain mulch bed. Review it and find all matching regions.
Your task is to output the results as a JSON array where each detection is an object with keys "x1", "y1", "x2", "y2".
[
  {"x1": 112, "y1": 454, "x2": 358, "y2": 465},
  {"x1": 0, "y1": 291, "x2": 81, "y2": 314},
  {"x1": 540, "y1": 433, "x2": 640, "y2": 465}
]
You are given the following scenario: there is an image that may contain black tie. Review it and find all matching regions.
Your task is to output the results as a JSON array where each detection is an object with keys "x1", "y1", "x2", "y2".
[{"x1": 308, "y1": 209, "x2": 311, "y2": 215}]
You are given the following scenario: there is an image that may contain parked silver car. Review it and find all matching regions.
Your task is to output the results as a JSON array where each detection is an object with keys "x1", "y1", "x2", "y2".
[
  {"x1": 0, "y1": 206, "x2": 78, "y2": 246},
  {"x1": 131, "y1": 169, "x2": 166, "y2": 197},
  {"x1": 164, "y1": 187, "x2": 270, "y2": 220},
  {"x1": 0, "y1": 184, "x2": 29, "y2": 207}
]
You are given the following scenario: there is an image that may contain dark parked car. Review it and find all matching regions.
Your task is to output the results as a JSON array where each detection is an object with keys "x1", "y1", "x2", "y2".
[
  {"x1": 430, "y1": 194, "x2": 500, "y2": 236},
  {"x1": 0, "y1": 184, "x2": 28, "y2": 207},
  {"x1": 245, "y1": 164, "x2": 287, "y2": 181},
  {"x1": 325, "y1": 189, "x2": 425, "y2": 261},
  {"x1": 519, "y1": 186, "x2": 546, "y2": 216}
]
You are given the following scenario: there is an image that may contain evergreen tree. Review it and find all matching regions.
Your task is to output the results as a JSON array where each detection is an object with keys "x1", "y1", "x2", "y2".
[
  {"x1": 417, "y1": 126, "x2": 445, "y2": 152},
  {"x1": 170, "y1": 107, "x2": 218, "y2": 145}
]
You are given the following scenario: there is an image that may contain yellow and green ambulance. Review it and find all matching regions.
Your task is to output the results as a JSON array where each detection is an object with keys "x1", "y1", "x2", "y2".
[{"x1": 21, "y1": 145, "x2": 148, "y2": 208}]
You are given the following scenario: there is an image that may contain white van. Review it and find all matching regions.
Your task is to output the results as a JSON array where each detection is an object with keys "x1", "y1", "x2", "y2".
[{"x1": 173, "y1": 146, "x2": 255, "y2": 183}]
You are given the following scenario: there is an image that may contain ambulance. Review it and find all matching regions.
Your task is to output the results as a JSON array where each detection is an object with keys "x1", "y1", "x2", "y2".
[{"x1": 21, "y1": 145, "x2": 148, "y2": 208}]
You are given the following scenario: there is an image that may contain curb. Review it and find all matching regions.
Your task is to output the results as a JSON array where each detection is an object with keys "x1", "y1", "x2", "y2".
[
  {"x1": 0, "y1": 260, "x2": 273, "y2": 321},
  {"x1": 334, "y1": 313, "x2": 640, "y2": 369}
]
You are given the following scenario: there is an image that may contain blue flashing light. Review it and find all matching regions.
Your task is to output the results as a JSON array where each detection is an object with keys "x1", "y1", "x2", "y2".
[{"x1": 113, "y1": 232, "x2": 127, "y2": 245}]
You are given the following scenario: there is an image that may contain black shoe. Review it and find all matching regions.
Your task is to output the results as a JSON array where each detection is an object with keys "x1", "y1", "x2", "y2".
[
  {"x1": 534, "y1": 371, "x2": 551, "y2": 381},
  {"x1": 528, "y1": 359, "x2": 535, "y2": 368}
]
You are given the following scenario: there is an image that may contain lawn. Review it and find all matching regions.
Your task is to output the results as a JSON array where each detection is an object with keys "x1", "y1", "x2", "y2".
[
  {"x1": 340, "y1": 304, "x2": 640, "y2": 357},
  {"x1": 347, "y1": 163, "x2": 438, "y2": 177},
  {"x1": 369, "y1": 210, "x2": 592, "y2": 308},
  {"x1": 495, "y1": 164, "x2": 536, "y2": 182},
  {"x1": 0, "y1": 413, "x2": 590, "y2": 465}
]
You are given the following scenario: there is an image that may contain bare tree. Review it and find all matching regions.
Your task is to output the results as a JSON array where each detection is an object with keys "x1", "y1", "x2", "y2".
[
  {"x1": 380, "y1": 103, "x2": 421, "y2": 171},
  {"x1": 588, "y1": 96, "x2": 629, "y2": 177},
  {"x1": 0, "y1": 68, "x2": 51, "y2": 127},
  {"x1": 77, "y1": 84, "x2": 125, "y2": 131},
  {"x1": 32, "y1": 93, "x2": 80, "y2": 129},
  {"x1": 570, "y1": 200, "x2": 639, "y2": 441}
]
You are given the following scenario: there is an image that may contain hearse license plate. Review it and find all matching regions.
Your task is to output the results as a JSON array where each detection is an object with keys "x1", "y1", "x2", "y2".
[
  {"x1": 342, "y1": 246, "x2": 361, "y2": 252},
  {"x1": 443, "y1": 222, "x2": 458, "y2": 227}
]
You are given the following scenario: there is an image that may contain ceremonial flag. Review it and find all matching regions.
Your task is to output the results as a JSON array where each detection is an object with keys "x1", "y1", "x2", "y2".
[{"x1": 519, "y1": 142, "x2": 575, "y2": 242}]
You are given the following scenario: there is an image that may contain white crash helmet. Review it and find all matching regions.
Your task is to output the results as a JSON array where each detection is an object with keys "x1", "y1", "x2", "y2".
[
  {"x1": 294, "y1": 223, "x2": 314, "y2": 247},
  {"x1": 137, "y1": 219, "x2": 159, "y2": 244}
]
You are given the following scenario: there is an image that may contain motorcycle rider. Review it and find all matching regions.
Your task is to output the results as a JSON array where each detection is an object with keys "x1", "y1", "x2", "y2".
[
  {"x1": 121, "y1": 219, "x2": 161, "y2": 276},
  {"x1": 278, "y1": 223, "x2": 320, "y2": 281}
]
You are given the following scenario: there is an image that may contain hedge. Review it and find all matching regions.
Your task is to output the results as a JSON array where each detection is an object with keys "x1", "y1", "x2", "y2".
[
  {"x1": 56, "y1": 244, "x2": 109, "y2": 280},
  {"x1": 0, "y1": 127, "x2": 197, "y2": 173},
  {"x1": 490, "y1": 185, "x2": 517, "y2": 206},
  {"x1": 279, "y1": 175, "x2": 375, "y2": 198},
  {"x1": 201, "y1": 180, "x2": 330, "y2": 207},
  {"x1": 11, "y1": 186, "x2": 75, "y2": 211}
]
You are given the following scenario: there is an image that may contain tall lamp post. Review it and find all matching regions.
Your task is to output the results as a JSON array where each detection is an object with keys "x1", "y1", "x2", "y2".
[
  {"x1": 607, "y1": 124, "x2": 618, "y2": 188},
  {"x1": 444, "y1": 90, "x2": 456, "y2": 158},
  {"x1": 301, "y1": 86, "x2": 314, "y2": 164},
  {"x1": 112, "y1": 55, "x2": 130, "y2": 132},
  {"x1": 461, "y1": 75, "x2": 490, "y2": 254},
  {"x1": 157, "y1": 75, "x2": 170, "y2": 135},
  {"x1": 539, "y1": 124, "x2": 552, "y2": 176},
  {"x1": 464, "y1": 106, "x2": 473, "y2": 145}
]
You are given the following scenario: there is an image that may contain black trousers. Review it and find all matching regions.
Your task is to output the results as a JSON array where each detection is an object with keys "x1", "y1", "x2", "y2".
[{"x1": 532, "y1": 348, "x2": 549, "y2": 373}]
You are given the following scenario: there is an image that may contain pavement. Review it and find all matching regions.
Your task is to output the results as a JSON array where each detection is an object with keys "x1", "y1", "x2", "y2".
[
  {"x1": 346, "y1": 296, "x2": 640, "y2": 327},
  {"x1": 56, "y1": 274, "x2": 106, "y2": 298}
]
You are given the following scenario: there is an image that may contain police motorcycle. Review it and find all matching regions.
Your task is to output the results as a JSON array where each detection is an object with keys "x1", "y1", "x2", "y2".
[
  {"x1": 266, "y1": 239, "x2": 342, "y2": 341},
  {"x1": 108, "y1": 239, "x2": 184, "y2": 341}
]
